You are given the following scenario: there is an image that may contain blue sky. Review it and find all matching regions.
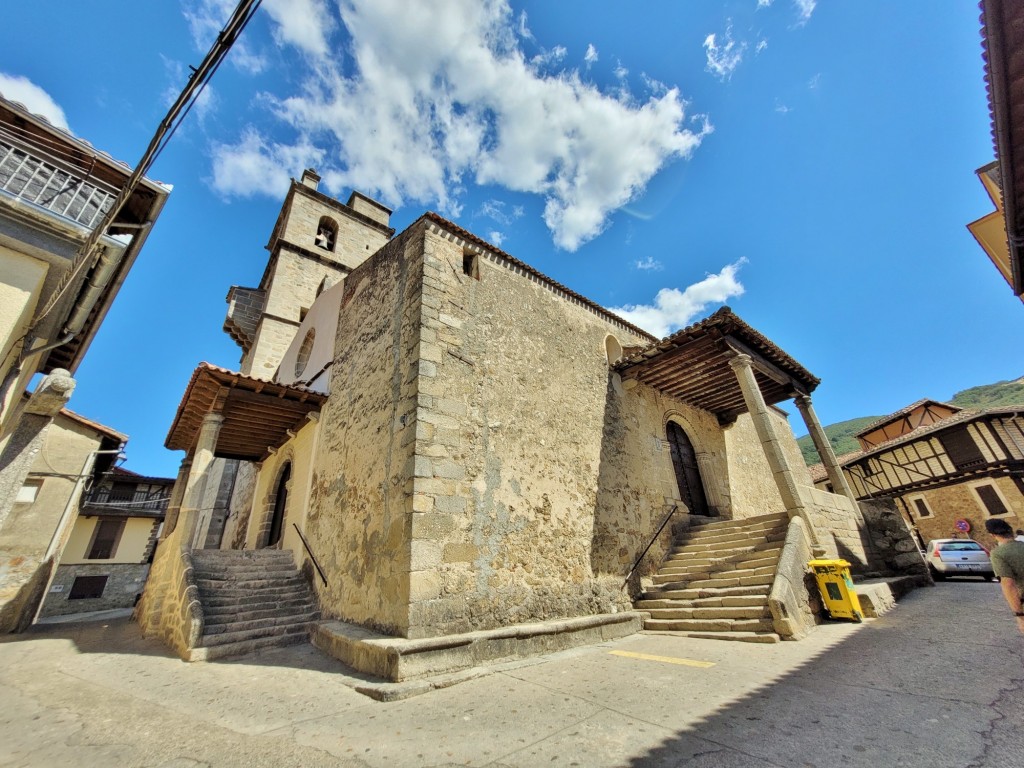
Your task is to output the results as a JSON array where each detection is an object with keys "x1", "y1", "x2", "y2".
[{"x1": 2, "y1": 0, "x2": 1022, "y2": 477}]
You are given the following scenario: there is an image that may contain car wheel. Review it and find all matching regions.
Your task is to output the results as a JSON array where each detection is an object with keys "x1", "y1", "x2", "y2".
[{"x1": 984, "y1": 574, "x2": 995, "y2": 582}]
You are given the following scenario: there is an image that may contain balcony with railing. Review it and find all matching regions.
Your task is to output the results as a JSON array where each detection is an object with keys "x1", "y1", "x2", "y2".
[
  {"x1": 80, "y1": 482, "x2": 171, "y2": 520},
  {"x1": 0, "y1": 137, "x2": 117, "y2": 230}
]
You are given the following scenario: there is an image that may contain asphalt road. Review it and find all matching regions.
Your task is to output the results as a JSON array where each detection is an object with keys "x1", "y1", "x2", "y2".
[{"x1": 1, "y1": 580, "x2": 1021, "y2": 767}]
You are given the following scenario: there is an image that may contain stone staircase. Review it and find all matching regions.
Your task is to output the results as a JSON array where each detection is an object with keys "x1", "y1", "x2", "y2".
[
  {"x1": 188, "y1": 549, "x2": 320, "y2": 661},
  {"x1": 636, "y1": 512, "x2": 789, "y2": 643}
]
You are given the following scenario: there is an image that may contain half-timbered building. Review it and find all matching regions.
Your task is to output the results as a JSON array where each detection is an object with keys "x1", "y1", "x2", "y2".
[{"x1": 812, "y1": 404, "x2": 1024, "y2": 547}]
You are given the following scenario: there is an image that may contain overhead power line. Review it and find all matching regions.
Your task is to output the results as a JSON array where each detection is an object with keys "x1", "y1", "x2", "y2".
[{"x1": 26, "y1": 0, "x2": 264, "y2": 339}]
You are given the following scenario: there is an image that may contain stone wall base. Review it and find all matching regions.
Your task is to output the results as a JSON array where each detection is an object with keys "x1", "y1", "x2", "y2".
[
  {"x1": 38, "y1": 563, "x2": 150, "y2": 618},
  {"x1": 313, "y1": 611, "x2": 643, "y2": 682}
]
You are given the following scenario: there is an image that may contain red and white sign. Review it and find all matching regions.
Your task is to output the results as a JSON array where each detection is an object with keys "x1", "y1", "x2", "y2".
[{"x1": 954, "y1": 519, "x2": 971, "y2": 533}]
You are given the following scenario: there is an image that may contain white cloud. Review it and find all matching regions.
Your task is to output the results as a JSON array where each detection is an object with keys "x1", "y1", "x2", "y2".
[
  {"x1": 704, "y1": 24, "x2": 745, "y2": 81},
  {"x1": 635, "y1": 256, "x2": 663, "y2": 271},
  {"x1": 794, "y1": 0, "x2": 816, "y2": 24},
  {"x1": 488, "y1": 230, "x2": 505, "y2": 246},
  {"x1": 531, "y1": 46, "x2": 568, "y2": 69},
  {"x1": 774, "y1": 100, "x2": 790, "y2": 114},
  {"x1": 212, "y1": 0, "x2": 705, "y2": 251},
  {"x1": 479, "y1": 199, "x2": 523, "y2": 226},
  {"x1": 757, "y1": 0, "x2": 774, "y2": 7},
  {"x1": 584, "y1": 44, "x2": 599, "y2": 65},
  {"x1": 756, "y1": 39, "x2": 768, "y2": 54},
  {"x1": 609, "y1": 259, "x2": 747, "y2": 338},
  {"x1": 808, "y1": 73, "x2": 821, "y2": 89},
  {"x1": 0, "y1": 73, "x2": 69, "y2": 130},
  {"x1": 210, "y1": 128, "x2": 323, "y2": 197},
  {"x1": 263, "y1": 0, "x2": 334, "y2": 58}
]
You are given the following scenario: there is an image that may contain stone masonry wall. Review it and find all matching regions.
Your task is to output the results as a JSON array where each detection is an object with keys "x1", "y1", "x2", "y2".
[
  {"x1": 599, "y1": 380, "x2": 732, "y2": 591},
  {"x1": 404, "y1": 225, "x2": 765, "y2": 638},
  {"x1": 39, "y1": 562, "x2": 150, "y2": 617},
  {"x1": 724, "y1": 413, "x2": 790, "y2": 518},
  {"x1": 281, "y1": 188, "x2": 391, "y2": 273},
  {"x1": 902, "y1": 475, "x2": 1024, "y2": 549},
  {"x1": 304, "y1": 227, "x2": 423, "y2": 635},
  {"x1": 135, "y1": 519, "x2": 203, "y2": 659}
]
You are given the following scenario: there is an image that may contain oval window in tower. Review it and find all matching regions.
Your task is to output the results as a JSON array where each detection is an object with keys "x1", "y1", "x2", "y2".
[{"x1": 294, "y1": 328, "x2": 316, "y2": 379}]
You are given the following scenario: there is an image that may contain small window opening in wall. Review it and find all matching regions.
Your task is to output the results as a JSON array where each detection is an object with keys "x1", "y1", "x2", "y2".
[
  {"x1": 463, "y1": 251, "x2": 480, "y2": 280},
  {"x1": 912, "y1": 497, "x2": 932, "y2": 518},
  {"x1": 69, "y1": 575, "x2": 108, "y2": 599},
  {"x1": 315, "y1": 216, "x2": 337, "y2": 251},
  {"x1": 605, "y1": 335, "x2": 623, "y2": 365},
  {"x1": 294, "y1": 328, "x2": 316, "y2": 379},
  {"x1": 974, "y1": 483, "x2": 1009, "y2": 516}
]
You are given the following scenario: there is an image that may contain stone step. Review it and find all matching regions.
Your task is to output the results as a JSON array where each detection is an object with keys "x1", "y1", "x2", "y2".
[
  {"x1": 658, "y1": 553, "x2": 781, "y2": 577},
  {"x1": 190, "y1": 630, "x2": 310, "y2": 661},
  {"x1": 652, "y1": 564, "x2": 777, "y2": 587},
  {"x1": 636, "y1": 594, "x2": 769, "y2": 610},
  {"x1": 192, "y1": 554, "x2": 296, "y2": 567},
  {"x1": 644, "y1": 617, "x2": 775, "y2": 633},
  {"x1": 641, "y1": 584, "x2": 770, "y2": 602},
  {"x1": 687, "y1": 513, "x2": 788, "y2": 532},
  {"x1": 659, "y1": 631, "x2": 782, "y2": 644},
  {"x1": 664, "y1": 541, "x2": 784, "y2": 565},
  {"x1": 193, "y1": 577, "x2": 307, "y2": 593},
  {"x1": 192, "y1": 565, "x2": 299, "y2": 577},
  {"x1": 199, "y1": 621, "x2": 313, "y2": 648},
  {"x1": 203, "y1": 598, "x2": 316, "y2": 617},
  {"x1": 204, "y1": 610, "x2": 321, "y2": 637},
  {"x1": 642, "y1": 606, "x2": 770, "y2": 621},
  {"x1": 669, "y1": 529, "x2": 787, "y2": 551},
  {"x1": 656, "y1": 573, "x2": 775, "y2": 592}
]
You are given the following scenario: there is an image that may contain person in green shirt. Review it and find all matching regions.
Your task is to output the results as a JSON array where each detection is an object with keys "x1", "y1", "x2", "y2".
[{"x1": 985, "y1": 518, "x2": 1024, "y2": 636}]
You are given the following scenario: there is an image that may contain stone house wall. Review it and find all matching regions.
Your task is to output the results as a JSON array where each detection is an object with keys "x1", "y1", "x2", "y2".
[
  {"x1": 303, "y1": 227, "x2": 424, "y2": 635},
  {"x1": 724, "y1": 408, "x2": 810, "y2": 517},
  {"x1": 901, "y1": 474, "x2": 1024, "y2": 549},
  {"x1": 0, "y1": 413, "x2": 104, "y2": 631},
  {"x1": 279, "y1": 188, "x2": 391, "y2": 274},
  {"x1": 38, "y1": 562, "x2": 151, "y2": 617},
  {"x1": 402, "y1": 223, "x2": 789, "y2": 638}
]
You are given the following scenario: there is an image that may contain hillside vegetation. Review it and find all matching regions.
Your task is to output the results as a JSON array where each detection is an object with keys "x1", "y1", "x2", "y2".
[{"x1": 797, "y1": 376, "x2": 1024, "y2": 465}]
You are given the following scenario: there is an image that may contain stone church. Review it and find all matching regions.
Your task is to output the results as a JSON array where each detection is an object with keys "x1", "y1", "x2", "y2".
[{"x1": 137, "y1": 170, "x2": 923, "y2": 678}]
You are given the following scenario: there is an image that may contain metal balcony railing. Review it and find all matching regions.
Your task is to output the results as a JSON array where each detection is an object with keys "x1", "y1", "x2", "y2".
[{"x1": 0, "y1": 139, "x2": 116, "y2": 229}]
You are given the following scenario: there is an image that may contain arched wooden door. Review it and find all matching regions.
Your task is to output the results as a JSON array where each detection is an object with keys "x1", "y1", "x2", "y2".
[
  {"x1": 666, "y1": 422, "x2": 710, "y2": 516},
  {"x1": 267, "y1": 463, "x2": 290, "y2": 547}
]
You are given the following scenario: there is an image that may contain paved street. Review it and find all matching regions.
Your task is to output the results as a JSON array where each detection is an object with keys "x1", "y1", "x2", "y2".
[{"x1": 1, "y1": 581, "x2": 1021, "y2": 768}]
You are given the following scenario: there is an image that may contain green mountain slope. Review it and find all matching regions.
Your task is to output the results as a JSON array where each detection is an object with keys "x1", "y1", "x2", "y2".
[
  {"x1": 797, "y1": 376, "x2": 1024, "y2": 466},
  {"x1": 797, "y1": 416, "x2": 880, "y2": 466}
]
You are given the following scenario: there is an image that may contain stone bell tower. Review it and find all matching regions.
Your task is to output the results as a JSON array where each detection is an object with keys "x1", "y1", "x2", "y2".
[{"x1": 223, "y1": 169, "x2": 393, "y2": 378}]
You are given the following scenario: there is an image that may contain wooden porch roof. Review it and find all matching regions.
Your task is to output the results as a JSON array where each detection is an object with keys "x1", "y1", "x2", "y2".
[
  {"x1": 613, "y1": 307, "x2": 819, "y2": 421},
  {"x1": 165, "y1": 363, "x2": 326, "y2": 462}
]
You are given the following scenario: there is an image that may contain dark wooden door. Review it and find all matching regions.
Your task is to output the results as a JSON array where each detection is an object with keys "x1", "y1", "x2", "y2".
[
  {"x1": 666, "y1": 422, "x2": 710, "y2": 516},
  {"x1": 268, "y1": 463, "x2": 290, "y2": 547}
]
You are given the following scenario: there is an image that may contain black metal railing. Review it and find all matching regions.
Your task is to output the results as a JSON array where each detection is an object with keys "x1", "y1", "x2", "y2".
[
  {"x1": 621, "y1": 504, "x2": 680, "y2": 590},
  {"x1": 292, "y1": 523, "x2": 327, "y2": 586}
]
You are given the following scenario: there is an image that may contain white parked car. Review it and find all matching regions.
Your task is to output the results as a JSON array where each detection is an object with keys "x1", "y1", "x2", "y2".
[{"x1": 925, "y1": 539, "x2": 994, "y2": 581}]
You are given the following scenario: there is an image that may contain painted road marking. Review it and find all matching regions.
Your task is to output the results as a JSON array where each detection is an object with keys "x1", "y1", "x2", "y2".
[{"x1": 609, "y1": 650, "x2": 716, "y2": 668}]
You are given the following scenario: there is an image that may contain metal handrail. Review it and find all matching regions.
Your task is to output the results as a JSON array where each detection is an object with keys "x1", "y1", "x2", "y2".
[
  {"x1": 621, "y1": 504, "x2": 680, "y2": 590},
  {"x1": 292, "y1": 523, "x2": 327, "y2": 586}
]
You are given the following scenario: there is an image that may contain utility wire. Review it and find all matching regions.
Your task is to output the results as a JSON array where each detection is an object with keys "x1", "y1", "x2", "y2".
[{"x1": 25, "y1": 0, "x2": 264, "y2": 341}]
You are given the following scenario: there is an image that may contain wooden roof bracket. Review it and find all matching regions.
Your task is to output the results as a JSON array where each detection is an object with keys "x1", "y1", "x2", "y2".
[{"x1": 722, "y1": 336, "x2": 811, "y2": 396}]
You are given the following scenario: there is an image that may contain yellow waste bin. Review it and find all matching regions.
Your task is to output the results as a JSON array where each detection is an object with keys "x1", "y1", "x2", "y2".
[{"x1": 808, "y1": 559, "x2": 863, "y2": 622}]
